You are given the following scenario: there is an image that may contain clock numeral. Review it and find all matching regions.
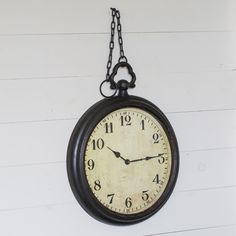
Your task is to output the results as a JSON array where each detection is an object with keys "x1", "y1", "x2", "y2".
[
  {"x1": 141, "y1": 120, "x2": 145, "y2": 130},
  {"x1": 152, "y1": 174, "x2": 160, "y2": 184},
  {"x1": 120, "y1": 115, "x2": 131, "y2": 126},
  {"x1": 125, "y1": 197, "x2": 132, "y2": 208},
  {"x1": 152, "y1": 133, "x2": 160, "y2": 143},
  {"x1": 107, "y1": 193, "x2": 115, "y2": 204},
  {"x1": 105, "y1": 122, "x2": 113, "y2": 133},
  {"x1": 94, "y1": 180, "x2": 101, "y2": 191},
  {"x1": 158, "y1": 156, "x2": 165, "y2": 164},
  {"x1": 87, "y1": 159, "x2": 95, "y2": 170},
  {"x1": 141, "y1": 190, "x2": 149, "y2": 201},
  {"x1": 92, "y1": 138, "x2": 104, "y2": 150}
]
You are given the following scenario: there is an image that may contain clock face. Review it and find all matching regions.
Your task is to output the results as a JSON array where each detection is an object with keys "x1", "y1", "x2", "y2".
[{"x1": 84, "y1": 107, "x2": 172, "y2": 215}]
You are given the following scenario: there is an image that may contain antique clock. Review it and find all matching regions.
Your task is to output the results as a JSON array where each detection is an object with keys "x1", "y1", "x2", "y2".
[{"x1": 67, "y1": 8, "x2": 179, "y2": 225}]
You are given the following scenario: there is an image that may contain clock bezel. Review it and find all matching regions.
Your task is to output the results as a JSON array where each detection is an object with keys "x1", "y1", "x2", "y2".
[{"x1": 67, "y1": 95, "x2": 179, "y2": 225}]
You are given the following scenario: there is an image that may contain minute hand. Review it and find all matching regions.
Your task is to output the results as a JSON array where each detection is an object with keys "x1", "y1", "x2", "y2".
[{"x1": 129, "y1": 153, "x2": 164, "y2": 163}]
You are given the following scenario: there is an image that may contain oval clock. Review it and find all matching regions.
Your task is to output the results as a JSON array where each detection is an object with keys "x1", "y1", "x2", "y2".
[{"x1": 67, "y1": 93, "x2": 179, "y2": 225}]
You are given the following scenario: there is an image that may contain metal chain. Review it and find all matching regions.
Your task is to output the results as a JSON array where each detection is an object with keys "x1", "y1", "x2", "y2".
[{"x1": 106, "y1": 8, "x2": 127, "y2": 81}]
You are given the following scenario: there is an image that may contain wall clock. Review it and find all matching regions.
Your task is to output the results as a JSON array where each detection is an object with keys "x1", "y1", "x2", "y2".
[{"x1": 67, "y1": 8, "x2": 179, "y2": 225}]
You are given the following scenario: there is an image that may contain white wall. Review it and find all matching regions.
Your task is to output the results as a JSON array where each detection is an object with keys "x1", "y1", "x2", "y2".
[{"x1": 0, "y1": 1, "x2": 236, "y2": 235}]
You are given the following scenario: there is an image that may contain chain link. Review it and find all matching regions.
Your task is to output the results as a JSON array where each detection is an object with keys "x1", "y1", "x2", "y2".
[{"x1": 106, "y1": 8, "x2": 127, "y2": 81}]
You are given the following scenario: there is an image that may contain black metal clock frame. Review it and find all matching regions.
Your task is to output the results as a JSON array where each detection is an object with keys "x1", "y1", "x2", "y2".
[{"x1": 67, "y1": 94, "x2": 179, "y2": 225}]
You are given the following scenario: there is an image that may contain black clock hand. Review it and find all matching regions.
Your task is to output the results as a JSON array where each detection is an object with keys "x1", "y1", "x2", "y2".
[
  {"x1": 145, "y1": 153, "x2": 164, "y2": 160},
  {"x1": 129, "y1": 157, "x2": 145, "y2": 163},
  {"x1": 106, "y1": 146, "x2": 130, "y2": 164},
  {"x1": 129, "y1": 153, "x2": 164, "y2": 163}
]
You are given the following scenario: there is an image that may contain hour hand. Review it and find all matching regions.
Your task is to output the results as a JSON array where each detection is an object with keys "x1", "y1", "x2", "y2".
[
  {"x1": 107, "y1": 146, "x2": 121, "y2": 158},
  {"x1": 106, "y1": 146, "x2": 127, "y2": 163}
]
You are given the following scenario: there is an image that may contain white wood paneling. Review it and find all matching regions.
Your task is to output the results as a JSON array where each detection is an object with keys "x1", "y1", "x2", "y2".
[
  {"x1": 176, "y1": 148, "x2": 236, "y2": 191},
  {"x1": 0, "y1": 71, "x2": 235, "y2": 123},
  {"x1": 147, "y1": 225, "x2": 236, "y2": 236},
  {"x1": 0, "y1": 32, "x2": 235, "y2": 79},
  {"x1": 0, "y1": 0, "x2": 235, "y2": 34},
  {"x1": 168, "y1": 109, "x2": 236, "y2": 151}
]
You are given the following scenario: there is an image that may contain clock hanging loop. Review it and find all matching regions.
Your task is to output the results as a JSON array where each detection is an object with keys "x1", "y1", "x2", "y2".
[{"x1": 99, "y1": 8, "x2": 136, "y2": 98}]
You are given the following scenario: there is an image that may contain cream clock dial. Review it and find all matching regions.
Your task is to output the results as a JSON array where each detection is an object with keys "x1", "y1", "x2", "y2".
[{"x1": 85, "y1": 107, "x2": 171, "y2": 214}]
